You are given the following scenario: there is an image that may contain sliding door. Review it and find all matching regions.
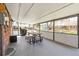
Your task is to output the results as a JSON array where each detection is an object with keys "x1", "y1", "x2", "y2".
[{"x1": 54, "y1": 16, "x2": 78, "y2": 48}]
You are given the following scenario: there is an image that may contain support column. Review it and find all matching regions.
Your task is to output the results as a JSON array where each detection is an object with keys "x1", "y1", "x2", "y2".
[
  {"x1": 53, "y1": 21, "x2": 55, "y2": 41},
  {"x1": 77, "y1": 15, "x2": 79, "y2": 48},
  {"x1": 17, "y1": 22, "x2": 20, "y2": 36},
  {"x1": 39, "y1": 24, "x2": 40, "y2": 33}
]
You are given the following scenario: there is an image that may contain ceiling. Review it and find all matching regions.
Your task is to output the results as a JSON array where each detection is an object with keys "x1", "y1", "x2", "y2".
[{"x1": 5, "y1": 3, "x2": 71, "y2": 24}]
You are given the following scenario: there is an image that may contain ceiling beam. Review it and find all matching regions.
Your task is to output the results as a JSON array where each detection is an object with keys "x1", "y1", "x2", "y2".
[
  {"x1": 17, "y1": 3, "x2": 21, "y2": 20},
  {"x1": 23, "y1": 3, "x2": 34, "y2": 19}
]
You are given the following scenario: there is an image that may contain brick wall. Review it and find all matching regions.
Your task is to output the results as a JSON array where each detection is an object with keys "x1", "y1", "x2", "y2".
[
  {"x1": 0, "y1": 3, "x2": 12, "y2": 55},
  {"x1": 3, "y1": 20, "x2": 12, "y2": 53}
]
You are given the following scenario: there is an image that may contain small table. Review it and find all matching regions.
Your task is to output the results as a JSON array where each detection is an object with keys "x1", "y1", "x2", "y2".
[{"x1": 10, "y1": 35, "x2": 17, "y2": 43}]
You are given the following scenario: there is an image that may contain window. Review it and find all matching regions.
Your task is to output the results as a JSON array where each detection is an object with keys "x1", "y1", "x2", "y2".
[
  {"x1": 48, "y1": 21, "x2": 53, "y2": 32},
  {"x1": 55, "y1": 20, "x2": 64, "y2": 33},
  {"x1": 63, "y1": 17, "x2": 77, "y2": 35},
  {"x1": 30, "y1": 24, "x2": 33, "y2": 28},
  {"x1": 40, "y1": 23, "x2": 48, "y2": 31},
  {"x1": 55, "y1": 16, "x2": 77, "y2": 35},
  {"x1": 34, "y1": 24, "x2": 40, "y2": 30}
]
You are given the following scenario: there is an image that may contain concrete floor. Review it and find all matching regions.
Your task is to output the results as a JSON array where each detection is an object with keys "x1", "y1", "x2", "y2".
[{"x1": 9, "y1": 36, "x2": 79, "y2": 56}]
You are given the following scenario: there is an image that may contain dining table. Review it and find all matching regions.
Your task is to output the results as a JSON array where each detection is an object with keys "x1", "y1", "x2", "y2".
[{"x1": 26, "y1": 30, "x2": 42, "y2": 44}]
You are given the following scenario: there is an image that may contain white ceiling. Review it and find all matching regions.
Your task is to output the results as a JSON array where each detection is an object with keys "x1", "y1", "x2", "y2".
[{"x1": 5, "y1": 3, "x2": 71, "y2": 24}]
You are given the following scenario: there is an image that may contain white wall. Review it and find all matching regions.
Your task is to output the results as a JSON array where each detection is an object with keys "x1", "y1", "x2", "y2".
[{"x1": 40, "y1": 31, "x2": 53, "y2": 40}]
